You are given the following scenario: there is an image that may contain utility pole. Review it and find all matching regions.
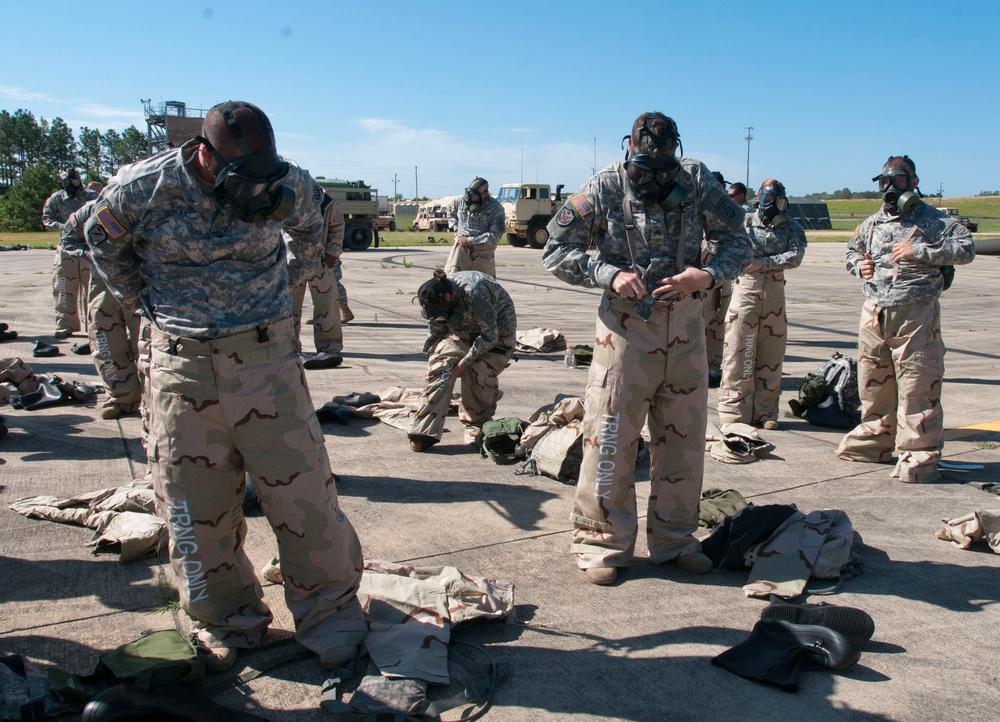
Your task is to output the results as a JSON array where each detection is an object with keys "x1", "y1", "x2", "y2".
[
  {"x1": 393, "y1": 172, "x2": 398, "y2": 200},
  {"x1": 744, "y1": 126, "x2": 754, "y2": 189},
  {"x1": 414, "y1": 166, "x2": 418, "y2": 200}
]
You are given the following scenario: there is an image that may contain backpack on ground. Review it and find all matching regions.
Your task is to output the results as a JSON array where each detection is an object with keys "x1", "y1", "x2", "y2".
[
  {"x1": 523, "y1": 420, "x2": 584, "y2": 484},
  {"x1": 479, "y1": 417, "x2": 529, "y2": 465},
  {"x1": 788, "y1": 352, "x2": 861, "y2": 429}
]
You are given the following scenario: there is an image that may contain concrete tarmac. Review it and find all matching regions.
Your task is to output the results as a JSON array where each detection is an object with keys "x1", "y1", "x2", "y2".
[{"x1": 1, "y1": 243, "x2": 998, "y2": 721}]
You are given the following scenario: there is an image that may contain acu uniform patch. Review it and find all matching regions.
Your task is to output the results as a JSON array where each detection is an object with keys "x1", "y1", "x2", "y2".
[{"x1": 555, "y1": 207, "x2": 575, "y2": 227}]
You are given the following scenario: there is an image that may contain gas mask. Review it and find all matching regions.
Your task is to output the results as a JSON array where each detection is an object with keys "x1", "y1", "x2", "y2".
[
  {"x1": 464, "y1": 185, "x2": 486, "y2": 213},
  {"x1": 197, "y1": 135, "x2": 294, "y2": 222},
  {"x1": 625, "y1": 152, "x2": 686, "y2": 210},
  {"x1": 873, "y1": 168, "x2": 918, "y2": 214},
  {"x1": 61, "y1": 173, "x2": 82, "y2": 197},
  {"x1": 757, "y1": 186, "x2": 789, "y2": 228}
]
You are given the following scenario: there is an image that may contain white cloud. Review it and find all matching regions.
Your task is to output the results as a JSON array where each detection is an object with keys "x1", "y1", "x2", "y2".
[
  {"x1": 0, "y1": 85, "x2": 58, "y2": 102},
  {"x1": 293, "y1": 118, "x2": 599, "y2": 198}
]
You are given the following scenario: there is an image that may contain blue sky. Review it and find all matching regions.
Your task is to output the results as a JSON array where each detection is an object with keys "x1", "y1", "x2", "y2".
[{"x1": 2, "y1": 0, "x2": 997, "y2": 199}]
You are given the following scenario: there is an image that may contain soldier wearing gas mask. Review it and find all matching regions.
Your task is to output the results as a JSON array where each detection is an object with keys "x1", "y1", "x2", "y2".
[
  {"x1": 444, "y1": 177, "x2": 506, "y2": 277},
  {"x1": 718, "y1": 179, "x2": 807, "y2": 430},
  {"x1": 542, "y1": 112, "x2": 751, "y2": 586},
  {"x1": 43, "y1": 168, "x2": 99, "y2": 338},
  {"x1": 85, "y1": 100, "x2": 366, "y2": 673},
  {"x1": 408, "y1": 269, "x2": 517, "y2": 451},
  {"x1": 836, "y1": 155, "x2": 975, "y2": 483}
]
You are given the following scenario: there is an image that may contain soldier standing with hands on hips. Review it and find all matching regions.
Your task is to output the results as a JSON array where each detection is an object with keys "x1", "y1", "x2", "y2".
[
  {"x1": 85, "y1": 100, "x2": 366, "y2": 672},
  {"x1": 542, "y1": 112, "x2": 750, "y2": 586}
]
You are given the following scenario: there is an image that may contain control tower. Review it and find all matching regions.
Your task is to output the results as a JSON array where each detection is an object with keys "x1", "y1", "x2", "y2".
[{"x1": 141, "y1": 99, "x2": 209, "y2": 156}]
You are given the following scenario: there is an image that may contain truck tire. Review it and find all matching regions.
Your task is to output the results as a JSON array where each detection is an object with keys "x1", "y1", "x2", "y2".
[
  {"x1": 527, "y1": 220, "x2": 549, "y2": 249},
  {"x1": 507, "y1": 233, "x2": 527, "y2": 248},
  {"x1": 344, "y1": 222, "x2": 373, "y2": 251},
  {"x1": 388, "y1": 220, "x2": 396, "y2": 232}
]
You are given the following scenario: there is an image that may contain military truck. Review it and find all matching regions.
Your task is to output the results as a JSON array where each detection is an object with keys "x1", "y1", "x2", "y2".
[
  {"x1": 375, "y1": 195, "x2": 396, "y2": 232},
  {"x1": 415, "y1": 196, "x2": 458, "y2": 233},
  {"x1": 496, "y1": 183, "x2": 567, "y2": 248},
  {"x1": 315, "y1": 178, "x2": 380, "y2": 250},
  {"x1": 940, "y1": 207, "x2": 979, "y2": 233}
]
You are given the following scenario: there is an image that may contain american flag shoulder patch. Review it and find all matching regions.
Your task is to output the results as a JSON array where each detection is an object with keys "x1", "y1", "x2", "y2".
[
  {"x1": 95, "y1": 204, "x2": 127, "y2": 239},
  {"x1": 569, "y1": 194, "x2": 593, "y2": 216}
]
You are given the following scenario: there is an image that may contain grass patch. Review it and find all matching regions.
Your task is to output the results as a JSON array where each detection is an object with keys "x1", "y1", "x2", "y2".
[
  {"x1": 976, "y1": 441, "x2": 998, "y2": 451},
  {"x1": 146, "y1": 571, "x2": 180, "y2": 613}
]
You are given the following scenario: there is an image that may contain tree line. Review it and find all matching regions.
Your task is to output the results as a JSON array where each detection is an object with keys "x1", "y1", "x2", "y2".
[{"x1": 0, "y1": 108, "x2": 148, "y2": 232}]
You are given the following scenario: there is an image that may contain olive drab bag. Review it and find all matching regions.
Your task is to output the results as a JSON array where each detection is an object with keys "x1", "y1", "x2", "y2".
[
  {"x1": 48, "y1": 630, "x2": 204, "y2": 705},
  {"x1": 788, "y1": 352, "x2": 861, "y2": 429},
  {"x1": 479, "y1": 417, "x2": 529, "y2": 465}
]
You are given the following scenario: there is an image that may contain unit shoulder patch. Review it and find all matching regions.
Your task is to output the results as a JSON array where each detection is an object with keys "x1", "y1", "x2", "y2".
[{"x1": 555, "y1": 207, "x2": 575, "y2": 227}]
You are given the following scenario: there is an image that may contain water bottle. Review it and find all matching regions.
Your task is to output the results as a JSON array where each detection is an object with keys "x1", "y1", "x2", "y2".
[{"x1": 564, "y1": 345, "x2": 575, "y2": 367}]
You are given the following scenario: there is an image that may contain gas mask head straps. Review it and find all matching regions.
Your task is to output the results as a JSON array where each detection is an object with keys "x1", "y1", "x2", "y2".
[
  {"x1": 757, "y1": 179, "x2": 789, "y2": 228},
  {"x1": 464, "y1": 177, "x2": 488, "y2": 212},
  {"x1": 873, "y1": 155, "x2": 918, "y2": 214},
  {"x1": 622, "y1": 112, "x2": 685, "y2": 209},
  {"x1": 201, "y1": 101, "x2": 294, "y2": 222}
]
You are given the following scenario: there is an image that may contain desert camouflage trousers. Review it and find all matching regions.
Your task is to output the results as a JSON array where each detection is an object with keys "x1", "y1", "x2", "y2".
[
  {"x1": 148, "y1": 317, "x2": 365, "y2": 653},
  {"x1": 87, "y1": 274, "x2": 141, "y2": 409},
  {"x1": 291, "y1": 265, "x2": 344, "y2": 354},
  {"x1": 445, "y1": 243, "x2": 496, "y2": 278},
  {"x1": 408, "y1": 337, "x2": 511, "y2": 441},
  {"x1": 718, "y1": 271, "x2": 787, "y2": 427},
  {"x1": 571, "y1": 294, "x2": 707, "y2": 568},
  {"x1": 837, "y1": 300, "x2": 944, "y2": 483},
  {"x1": 52, "y1": 249, "x2": 90, "y2": 333},
  {"x1": 334, "y1": 258, "x2": 349, "y2": 307},
  {"x1": 703, "y1": 280, "x2": 732, "y2": 371}
]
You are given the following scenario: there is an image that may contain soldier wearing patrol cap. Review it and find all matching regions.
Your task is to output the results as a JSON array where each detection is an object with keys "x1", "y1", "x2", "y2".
[
  {"x1": 43, "y1": 168, "x2": 99, "y2": 337},
  {"x1": 542, "y1": 112, "x2": 751, "y2": 586},
  {"x1": 718, "y1": 179, "x2": 807, "y2": 430},
  {"x1": 836, "y1": 155, "x2": 975, "y2": 483},
  {"x1": 444, "y1": 177, "x2": 506, "y2": 277},
  {"x1": 85, "y1": 100, "x2": 365, "y2": 672}
]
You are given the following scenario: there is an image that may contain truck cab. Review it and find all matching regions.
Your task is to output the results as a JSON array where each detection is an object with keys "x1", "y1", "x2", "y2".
[{"x1": 497, "y1": 183, "x2": 566, "y2": 248}]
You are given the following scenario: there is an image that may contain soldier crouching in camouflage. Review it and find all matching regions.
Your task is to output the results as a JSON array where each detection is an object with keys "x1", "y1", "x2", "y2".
[
  {"x1": 717, "y1": 179, "x2": 807, "y2": 430},
  {"x1": 408, "y1": 269, "x2": 516, "y2": 451},
  {"x1": 62, "y1": 198, "x2": 142, "y2": 420},
  {"x1": 444, "y1": 178, "x2": 506, "y2": 277},
  {"x1": 542, "y1": 112, "x2": 750, "y2": 586},
  {"x1": 291, "y1": 190, "x2": 346, "y2": 368},
  {"x1": 85, "y1": 101, "x2": 365, "y2": 672},
  {"x1": 836, "y1": 155, "x2": 975, "y2": 483}
]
